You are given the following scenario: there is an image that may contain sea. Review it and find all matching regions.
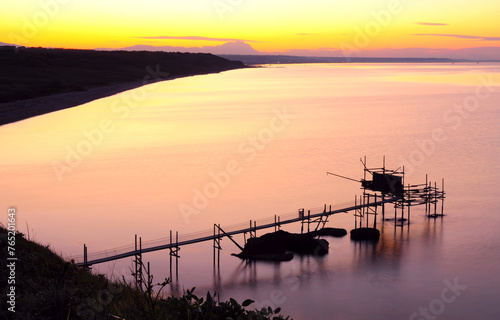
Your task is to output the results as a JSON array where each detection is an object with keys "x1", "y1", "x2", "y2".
[{"x1": 1, "y1": 63, "x2": 500, "y2": 319}]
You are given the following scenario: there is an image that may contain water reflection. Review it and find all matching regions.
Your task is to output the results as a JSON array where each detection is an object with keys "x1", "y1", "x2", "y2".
[
  {"x1": 2, "y1": 63, "x2": 499, "y2": 319},
  {"x1": 422, "y1": 215, "x2": 445, "y2": 245},
  {"x1": 215, "y1": 213, "x2": 447, "y2": 294}
]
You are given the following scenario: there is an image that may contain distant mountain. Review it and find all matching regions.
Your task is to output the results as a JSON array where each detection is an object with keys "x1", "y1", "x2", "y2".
[
  {"x1": 103, "y1": 41, "x2": 500, "y2": 62},
  {"x1": 101, "y1": 41, "x2": 261, "y2": 55},
  {"x1": 0, "y1": 42, "x2": 20, "y2": 47},
  {"x1": 10, "y1": 39, "x2": 500, "y2": 62}
]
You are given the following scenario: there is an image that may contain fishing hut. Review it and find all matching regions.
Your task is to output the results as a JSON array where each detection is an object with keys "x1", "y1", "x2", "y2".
[{"x1": 328, "y1": 156, "x2": 445, "y2": 229}]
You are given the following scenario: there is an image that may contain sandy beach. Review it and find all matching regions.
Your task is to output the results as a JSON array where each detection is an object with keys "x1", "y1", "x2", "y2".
[
  {"x1": 0, "y1": 81, "x2": 147, "y2": 126},
  {"x1": 0, "y1": 77, "x2": 188, "y2": 126},
  {"x1": 0, "y1": 47, "x2": 246, "y2": 126}
]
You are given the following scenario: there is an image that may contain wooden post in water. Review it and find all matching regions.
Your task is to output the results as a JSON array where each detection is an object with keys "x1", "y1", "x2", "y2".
[
  {"x1": 300, "y1": 211, "x2": 304, "y2": 234},
  {"x1": 382, "y1": 193, "x2": 385, "y2": 220},
  {"x1": 249, "y1": 220, "x2": 256, "y2": 238},
  {"x1": 428, "y1": 181, "x2": 433, "y2": 217},
  {"x1": 407, "y1": 184, "x2": 411, "y2": 225},
  {"x1": 366, "y1": 194, "x2": 370, "y2": 227},
  {"x1": 359, "y1": 195, "x2": 363, "y2": 228},
  {"x1": 434, "y1": 182, "x2": 438, "y2": 216},
  {"x1": 213, "y1": 225, "x2": 221, "y2": 268},
  {"x1": 213, "y1": 225, "x2": 216, "y2": 266},
  {"x1": 138, "y1": 236, "x2": 143, "y2": 290},
  {"x1": 401, "y1": 166, "x2": 405, "y2": 227},
  {"x1": 307, "y1": 210, "x2": 311, "y2": 233},
  {"x1": 394, "y1": 200, "x2": 397, "y2": 227},
  {"x1": 218, "y1": 226, "x2": 221, "y2": 264},
  {"x1": 425, "y1": 175, "x2": 429, "y2": 217},
  {"x1": 382, "y1": 157, "x2": 386, "y2": 220},
  {"x1": 401, "y1": 194, "x2": 405, "y2": 226},
  {"x1": 135, "y1": 235, "x2": 138, "y2": 282},
  {"x1": 176, "y1": 231, "x2": 179, "y2": 280},
  {"x1": 354, "y1": 196, "x2": 358, "y2": 229},
  {"x1": 362, "y1": 195, "x2": 365, "y2": 228},
  {"x1": 441, "y1": 178, "x2": 445, "y2": 215},
  {"x1": 83, "y1": 244, "x2": 88, "y2": 268},
  {"x1": 169, "y1": 231, "x2": 173, "y2": 281}
]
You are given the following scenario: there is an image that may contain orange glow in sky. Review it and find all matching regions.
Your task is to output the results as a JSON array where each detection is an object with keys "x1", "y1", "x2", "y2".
[{"x1": 1, "y1": 0, "x2": 500, "y2": 58}]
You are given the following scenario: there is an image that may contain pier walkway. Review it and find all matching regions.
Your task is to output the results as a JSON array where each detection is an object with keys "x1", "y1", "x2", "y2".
[{"x1": 74, "y1": 196, "x2": 400, "y2": 267}]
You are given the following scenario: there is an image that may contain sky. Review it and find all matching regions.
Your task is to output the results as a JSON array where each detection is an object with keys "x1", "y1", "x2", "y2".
[{"x1": 1, "y1": 0, "x2": 500, "y2": 59}]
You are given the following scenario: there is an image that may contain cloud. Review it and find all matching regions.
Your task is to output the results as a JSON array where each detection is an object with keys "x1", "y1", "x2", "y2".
[
  {"x1": 415, "y1": 22, "x2": 448, "y2": 26},
  {"x1": 296, "y1": 33, "x2": 351, "y2": 36},
  {"x1": 134, "y1": 36, "x2": 260, "y2": 43},
  {"x1": 413, "y1": 34, "x2": 500, "y2": 41}
]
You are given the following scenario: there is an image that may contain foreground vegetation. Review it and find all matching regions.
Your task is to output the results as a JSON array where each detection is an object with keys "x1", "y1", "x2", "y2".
[{"x1": 0, "y1": 225, "x2": 290, "y2": 319}]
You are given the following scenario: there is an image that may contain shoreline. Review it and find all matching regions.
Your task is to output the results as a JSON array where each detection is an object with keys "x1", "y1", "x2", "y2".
[
  {"x1": 0, "y1": 80, "x2": 147, "y2": 126},
  {"x1": 0, "y1": 47, "x2": 247, "y2": 126},
  {"x1": 0, "y1": 72, "x2": 222, "y2": 126}
]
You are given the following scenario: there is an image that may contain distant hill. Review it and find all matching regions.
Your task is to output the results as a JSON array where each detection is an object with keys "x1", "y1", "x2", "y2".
[
  {"x1": 0, "y1": 42, "x2": 20, "y2": 47},
  {"x1": 217, "y1": 54, "x2": 471, "y2": 65},
  {"x1": 113, "y1": 41, "x2": 261, "y2": 55},
  {"x1": 0, "y1": 46, "x2": 245, "y2": 104},
  {"x1": 97, "y1": 40, "x2": 500, "y2": 61}
]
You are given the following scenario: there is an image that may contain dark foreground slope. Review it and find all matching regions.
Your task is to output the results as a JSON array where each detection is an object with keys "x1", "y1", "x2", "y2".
[
  {"x1": 0, "y1": 46, "x2": 245, "y2": 125},
  {"x1": 0, "y1": 226, "x2": 289, "y2": 319}
]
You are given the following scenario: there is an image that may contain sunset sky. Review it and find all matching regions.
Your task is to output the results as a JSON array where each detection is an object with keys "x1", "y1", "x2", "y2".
[{"x1": 2, "y1": 0, "x2": 500, "y2": 59}]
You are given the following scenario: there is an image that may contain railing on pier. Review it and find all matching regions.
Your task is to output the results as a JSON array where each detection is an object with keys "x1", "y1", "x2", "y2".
[{"x1": 73, "y1": 197, "x2": 400, "y2": 267}]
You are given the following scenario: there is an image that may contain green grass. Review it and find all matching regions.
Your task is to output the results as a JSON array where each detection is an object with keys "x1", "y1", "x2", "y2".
[{"x1": 0, "y1": 225, "x2": 291, "y2": 319}]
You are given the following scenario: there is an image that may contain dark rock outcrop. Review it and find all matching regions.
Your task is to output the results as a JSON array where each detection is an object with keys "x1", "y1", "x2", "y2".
[
  {"x1": 309, "y1": 227, "x2": 347, "y2": 237},
  {"x1": 233, "y1": 230, "x2": 330, "y2": 261},
  {"x1": 350, "y1": 227, "x2": 380, "y2": 241}
]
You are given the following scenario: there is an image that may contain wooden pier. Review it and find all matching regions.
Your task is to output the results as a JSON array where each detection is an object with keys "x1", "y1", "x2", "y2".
[
  {"x1": 73, "y1": 157, "x2": 445, "y2": 289},
  {"x1": 74, "y1": 196, "x2": 400, "y2": 267}
]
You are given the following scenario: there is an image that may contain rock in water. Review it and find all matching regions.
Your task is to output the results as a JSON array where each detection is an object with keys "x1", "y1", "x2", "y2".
[
  {"x1": 350, "y1": 228, "x2": 380, "y2": 241},
  {"x1": 233, "y1": 230, "x2": 329, "y2": 261},
  {"x1": 309, "y1": 227, "x2": 347, "y2": 237}
]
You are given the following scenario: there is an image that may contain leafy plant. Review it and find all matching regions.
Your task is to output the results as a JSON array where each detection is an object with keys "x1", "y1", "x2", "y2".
[{"x1": 163, "y1": 287, "x2": 289, "y2": 320}]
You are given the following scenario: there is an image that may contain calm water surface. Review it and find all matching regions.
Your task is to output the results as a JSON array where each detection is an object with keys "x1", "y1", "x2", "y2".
[{"x1": 1, "y1": 63, "x2": 500, "y2": 319}]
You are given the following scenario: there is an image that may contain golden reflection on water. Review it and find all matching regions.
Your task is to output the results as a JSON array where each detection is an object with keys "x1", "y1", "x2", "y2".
[
  {"x1": 2, "y1": 63, "x2": 500, "y2": 320},
  {"x1": 1, "y1": 63, "x2": 499, "y2": 255}
]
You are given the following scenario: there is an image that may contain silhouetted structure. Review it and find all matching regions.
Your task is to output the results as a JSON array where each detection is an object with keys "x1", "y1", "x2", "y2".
[{"x1": 75, "y1": 156, "x2": 445, "y2": 288}]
